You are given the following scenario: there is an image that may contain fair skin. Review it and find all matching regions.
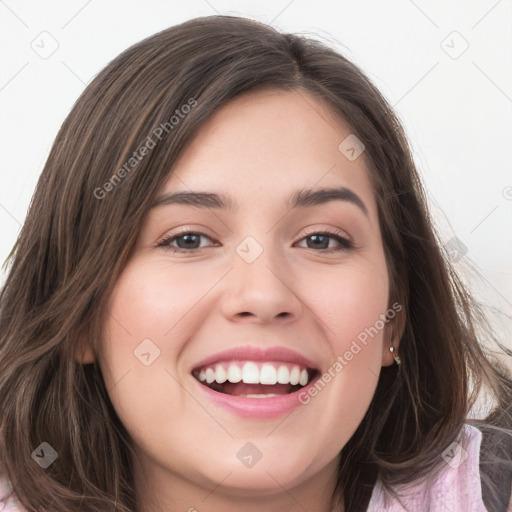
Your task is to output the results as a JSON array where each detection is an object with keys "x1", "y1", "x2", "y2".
[{"x1": 78, "y1": 88, "x2": 401, "y2": 512}]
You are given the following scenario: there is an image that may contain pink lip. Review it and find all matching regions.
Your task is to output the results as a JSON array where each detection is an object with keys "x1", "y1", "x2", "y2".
[
  {"x1": 191, "y1": 345, "x2": 318, "y2": 372},
  {"x1": 192, "y1": 373, "x2": 320, "y2": 419}
]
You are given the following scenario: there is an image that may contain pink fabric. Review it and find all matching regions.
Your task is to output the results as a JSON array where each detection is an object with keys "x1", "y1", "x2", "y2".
[
  {"x1": 1, "y1": 425, "x2": 510, "y2": 511},
  {"x1": 367, "y1": 424, "x2": 509, "y2": 511},
  {"x1": 0, "y1": 475, "x2": 23, "y2": 512}
]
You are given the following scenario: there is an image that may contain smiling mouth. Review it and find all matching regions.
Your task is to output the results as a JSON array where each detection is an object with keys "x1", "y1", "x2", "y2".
[{"x1": 192, "y1": 361, "x2": 319, "y2": 397}]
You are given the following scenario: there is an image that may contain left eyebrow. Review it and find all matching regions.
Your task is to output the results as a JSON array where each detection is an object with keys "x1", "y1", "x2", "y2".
[
  {"x1": 289, "y1": 187, "x2": 368, "y2": 216},
  {"x1": 151, "y1": 186, "x2": 368, "y2": 216}
]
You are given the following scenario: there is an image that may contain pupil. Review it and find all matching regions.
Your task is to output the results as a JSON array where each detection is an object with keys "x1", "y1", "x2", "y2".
[
  {"x1": 178, "y1": 234, "x2": 200, "y2": 249},
  {"x1": 309, "y1": 234, "x2": 328, "y2": 249}
]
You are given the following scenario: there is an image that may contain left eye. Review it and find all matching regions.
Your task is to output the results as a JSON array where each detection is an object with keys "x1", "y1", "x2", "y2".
[
  {"x1": 157, "y1": 230, "x2": 353, "y2": 253},
  {"x1": 296, "y1": 232, "x2": 353, "y2": 252}
]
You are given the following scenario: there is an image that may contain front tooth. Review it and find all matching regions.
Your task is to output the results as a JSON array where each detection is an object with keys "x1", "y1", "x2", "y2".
[
  {"x1": 260, "y1": 364, "x2": 277, "y2": 385},
  {"x1": 215, "y1": 364, "x2": 227, "y2": 383},
  {"x1": 299, "y1": 369, "x2": 309, "y2": 386},
  {"x1": 242, "y1": 362, "x2": 260, "y2": 384},
  {"x1": 227, "y1": 364, "x2": 242, "y2": 383},
  {"x1": 205, "y1": 368, "x2": 216, "y2": 384},
  {"x1": 289, "y1": 366, "x2": 300, "y2": 385},
  {"x1": 276, "y1": 365, "x2": 290, "y2": 384}
]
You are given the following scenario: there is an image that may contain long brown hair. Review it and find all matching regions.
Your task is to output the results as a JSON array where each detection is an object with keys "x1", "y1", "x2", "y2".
[{"x1": 0, "y1": 15, "x2": 510, "y2": 512}]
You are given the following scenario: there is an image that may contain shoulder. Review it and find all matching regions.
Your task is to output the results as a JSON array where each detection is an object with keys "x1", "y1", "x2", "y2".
[
  {"x1": 0, "y1": 473, "x2": 25, "y2": 512},
  {"x1": 367, "y1": 424, "x2": 490, "y2": 512}
]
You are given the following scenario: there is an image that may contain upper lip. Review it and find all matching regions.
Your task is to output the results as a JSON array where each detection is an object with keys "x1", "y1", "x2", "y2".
[{"x1": 191, "y1": 346, "x2": 319, "y2": 372}]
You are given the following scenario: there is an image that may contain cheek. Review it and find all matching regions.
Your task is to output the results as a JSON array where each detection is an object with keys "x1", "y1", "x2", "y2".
[
  {"x1": 97, "y1": 259, "x2": 198, "y2": 407},
  {"x1": 97, "y1": 259, "x2": 203, "y2": 458},
  {"x1": 99, "y1": 257, "x2": 210, "y2": 373},
  {"x1": 293, "y1": 259, "x2": 389, "y2": 423},
  {"x1": 299, "y1": 258, "x2": 389, "y2": 351}
]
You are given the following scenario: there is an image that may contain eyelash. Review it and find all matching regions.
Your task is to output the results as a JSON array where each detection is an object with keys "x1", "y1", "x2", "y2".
[{"x1": 156, "y1": 227, "x2": 354, "y2": 254}]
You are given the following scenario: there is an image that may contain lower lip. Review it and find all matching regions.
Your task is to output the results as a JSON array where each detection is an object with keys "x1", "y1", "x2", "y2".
[{"x1": 193, "y1": 376, "x2": 319, "y2": 419}]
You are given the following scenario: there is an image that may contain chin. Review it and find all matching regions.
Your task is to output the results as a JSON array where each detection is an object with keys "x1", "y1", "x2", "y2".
[{"x1": 194, "y1": 449, "x2": 324, "y2": 495}]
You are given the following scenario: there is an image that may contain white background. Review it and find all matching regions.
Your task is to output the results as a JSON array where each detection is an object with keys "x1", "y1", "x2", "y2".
[{"x1": 0, "y1": 0, "x2": 511, "y2": 352}]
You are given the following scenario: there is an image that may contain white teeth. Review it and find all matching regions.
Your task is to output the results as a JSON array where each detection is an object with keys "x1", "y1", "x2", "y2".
[
  {"x1": 242, "y1": 362, "x2": 260, "y2": 384},
  {"x1": 289, "y1": 366, "x2": 301, "y2": 385},
  {"x1": 260, "y1": 364, "x2": 277, "y2": 385},
  {"x1": 205, "y1": 368, "x2": 215, "y2": 384},
  {"x1": 215, "y1": 364, "x2": 227, "y2": 383},
  {"x1": 227, "y1": 364, "x2": 242, "y2": 383},
  {"x1": 196, "y1": 361, "x2": 311, "y2": 386},
  {"x1": 276, "y1": 365, "x2": 290, "y2": 384}
]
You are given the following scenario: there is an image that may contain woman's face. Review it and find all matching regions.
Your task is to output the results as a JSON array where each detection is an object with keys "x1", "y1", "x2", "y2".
[{"x1": 87, "y1": 88, "x2": 397, "y2": 507}]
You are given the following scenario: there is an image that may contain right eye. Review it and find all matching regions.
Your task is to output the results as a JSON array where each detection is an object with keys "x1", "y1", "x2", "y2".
[{"x1": 157, "y1": 231, "x2": 217, "y2": 253}]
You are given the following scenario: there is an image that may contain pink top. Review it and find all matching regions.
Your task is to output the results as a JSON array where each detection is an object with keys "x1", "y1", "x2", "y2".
[
  {"x1": 0, "y1": 478, "x2": 23, "y2": 512},
  {"x1": 367, "y1": 424, "x2": 511, "y2": 511},
  {"x1": 0, "y1": 425, "x2": 510, "y2": 511}
]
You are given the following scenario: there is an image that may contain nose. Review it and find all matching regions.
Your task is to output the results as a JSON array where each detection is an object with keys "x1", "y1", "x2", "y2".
[{"x1": 219, "y1": 242, "x2": 304, "y2": 324}]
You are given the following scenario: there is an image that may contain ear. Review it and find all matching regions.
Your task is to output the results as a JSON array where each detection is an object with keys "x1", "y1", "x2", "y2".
[
  {"x1": 381, "y1": 300, "x2": 405, "y2": 367},
  {"x1": 73, "y1": 334, "x2": 96, "y2": 365}
]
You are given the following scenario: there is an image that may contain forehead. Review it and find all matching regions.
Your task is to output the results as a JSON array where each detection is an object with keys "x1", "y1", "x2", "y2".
[{"x1": 162, "y1": 88, "x2": 376, "y2": 216}]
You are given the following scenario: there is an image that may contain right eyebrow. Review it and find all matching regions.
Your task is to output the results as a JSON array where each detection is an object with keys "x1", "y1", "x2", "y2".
[{"x1": 151, "y1": 191, "x2": 237, "y2": 211}]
